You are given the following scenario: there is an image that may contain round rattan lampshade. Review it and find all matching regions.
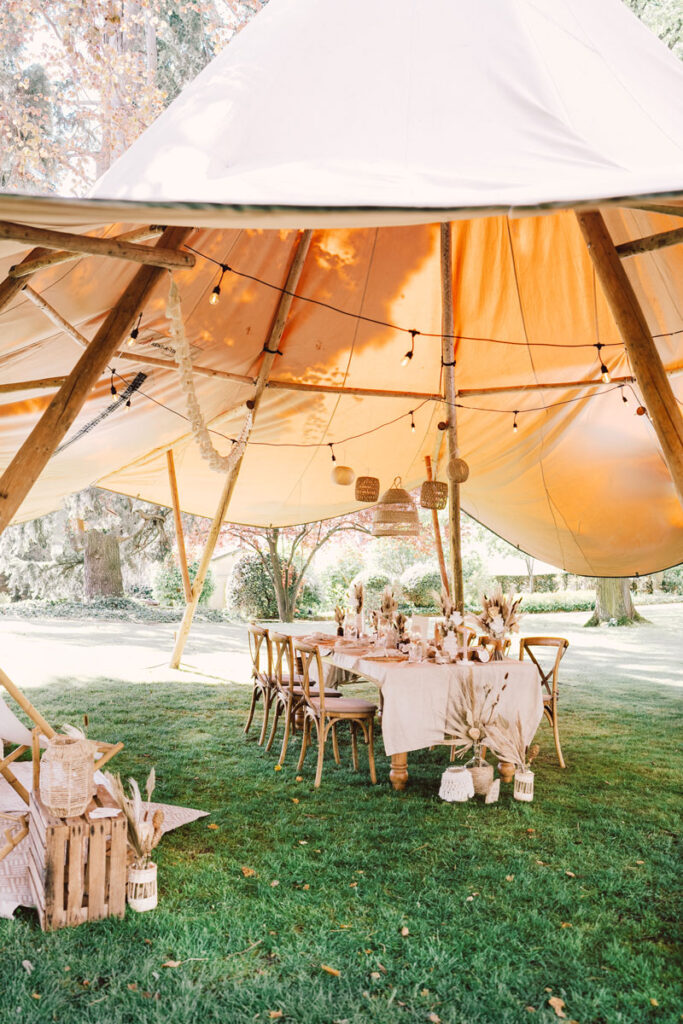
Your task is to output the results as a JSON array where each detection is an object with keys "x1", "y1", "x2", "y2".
[
  {"x1": 447, "y1": 457, "x2": 470, "y2": 483},
  {"x1": 355, "y1": 476, "x2": 380, "y2": 502},
  {"x1": 420, "y1": 479, "x2": 448, "y2": 510},
  {"x1": 331, "y1": 465, "x2": 355, "y2": 486},
  {"x1": 372, "y1": 478, "x2": 420, "y2": 537}
]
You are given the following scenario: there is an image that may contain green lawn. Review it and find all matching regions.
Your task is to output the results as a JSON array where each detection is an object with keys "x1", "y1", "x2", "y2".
[{"x1": 0, "y1": 613, "x2": 681, "y2": 1024}]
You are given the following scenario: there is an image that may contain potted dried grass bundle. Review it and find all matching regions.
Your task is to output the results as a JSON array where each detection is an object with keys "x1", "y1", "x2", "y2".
[
  {"x1": 443, "y1": 677, "x2": 507, "y2": 795},
  {"x1": 466, "y1": 584, "x2": 522, "y2": 660},
  {"x1": 484, "y1": 714, "x2": 540, "y2": 801},
  {"x1": 104, "y1": 769, "x2": 164, "y2": 911}
]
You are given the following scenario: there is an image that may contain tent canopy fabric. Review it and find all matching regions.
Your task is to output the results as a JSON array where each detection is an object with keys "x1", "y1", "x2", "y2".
[{"x1": 0, "y1": 0, "x2": 682, "y2": 578}]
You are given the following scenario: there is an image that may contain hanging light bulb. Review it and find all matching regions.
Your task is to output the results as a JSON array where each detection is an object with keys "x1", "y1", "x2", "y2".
[
  {"x1": 329, "y1": 443, "x2": 336, "y2": 463},
  {"x1": 127, "y1": 312, "x2": 142, "y2": 347},
  {"x1": 110, "y1": 371, "x2": 117, "y2": 396},
  {"x1": 596, "y1": 343, "x2": 610, "y2": 383},
  {"x1": 401, "y1": 329, "x2": 418, "y2": 367},
  {"x1": 410, "y1": 411, "x2": 416, "y2": 433},
  {"x1": 621, "y1": 387, "x2": 628, "y2": 404},
  {"x1": 401, "y1": 349, "x2": 413, "y2": 367},
  {"x1": 209, "y1": 284, "x2": 221, "y2": 306},
  {"x1": 513, "y1": 410, "x2": 519, "y2": 434}
]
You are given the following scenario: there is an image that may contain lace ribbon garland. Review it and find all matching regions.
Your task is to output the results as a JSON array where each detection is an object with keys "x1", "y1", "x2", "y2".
[{"x1": 167, "y1": 277, "x2": 252, "y2": 473}]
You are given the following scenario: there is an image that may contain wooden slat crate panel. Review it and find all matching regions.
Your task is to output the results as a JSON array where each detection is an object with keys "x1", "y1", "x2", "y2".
[{"x1": 28, "y1": 786, "x2": 127, "y2": 931}]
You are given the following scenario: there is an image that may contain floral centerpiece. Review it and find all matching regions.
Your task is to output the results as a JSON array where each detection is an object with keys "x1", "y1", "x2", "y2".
[{"x1": 466, "y1": 584, "x2": 522, "y2": 660}]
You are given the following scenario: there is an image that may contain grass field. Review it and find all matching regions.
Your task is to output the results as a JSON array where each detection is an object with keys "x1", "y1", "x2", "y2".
[{"x1": 0, "y1": 610, "x2": 680, "y2": 1024}]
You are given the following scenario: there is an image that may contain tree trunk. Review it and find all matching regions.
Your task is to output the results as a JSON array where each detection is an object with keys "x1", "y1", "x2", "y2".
[
  {"x1": 83, "y1": 530, "x2": 123, "y2": 600},
  {"x1": 585, "y1": 577, "x2": 644, "y2": 626}
]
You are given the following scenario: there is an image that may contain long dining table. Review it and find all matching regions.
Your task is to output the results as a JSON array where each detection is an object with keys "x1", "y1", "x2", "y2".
[{"x1": 308, "y1": 635, "x2": 542, "y2": 790}]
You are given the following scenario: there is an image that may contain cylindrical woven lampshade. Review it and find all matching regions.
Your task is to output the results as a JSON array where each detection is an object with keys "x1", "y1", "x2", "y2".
[
  {"x1": 355, "y1": 476, "x2": 380, "y2": 502},
  {"x1": 372, "y1": 478, "x2": 420, "y2": 537},
  {"x1": 41, "y1": 736, "x2": 94, "y2": 818},
  {"x1": 420, "y1": 479, "x2": 448, "y2": 510}
]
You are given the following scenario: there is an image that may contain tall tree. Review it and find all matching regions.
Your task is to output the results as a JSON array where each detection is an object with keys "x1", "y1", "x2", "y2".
[{"x1": 585, "y1": 578, "x2": 645, "y2": 626}]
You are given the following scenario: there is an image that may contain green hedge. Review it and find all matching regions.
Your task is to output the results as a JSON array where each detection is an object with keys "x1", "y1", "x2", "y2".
[
  {"x1": 519, "y1": 590, "x2": 595, "y2": 613},
  {"x1": 400, "y1": 562, "x2": 442, "y2": 607}
]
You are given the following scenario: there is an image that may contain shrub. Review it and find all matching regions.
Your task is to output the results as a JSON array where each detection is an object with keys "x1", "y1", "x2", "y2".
[
  {"x1": 351, "y1": 569, "x2": 393, "y2": 610},
  {"x1": 153, "y1": 559, "x2": 215, "y2": 607},
  {"x1": 225, "y1": 554, "x2": 277, "y2": 620},
  {"x1": 400, "y1": 562, "x2": 442, "y2": 607},
  {"x1": 318, "y1": 556, "x2": 362, "y2": 610}
]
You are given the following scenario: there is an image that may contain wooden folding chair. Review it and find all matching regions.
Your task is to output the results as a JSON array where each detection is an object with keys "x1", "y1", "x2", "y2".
[
  {"x1": 293, "y1": 641, "x2": 377, "y2": 788},
  {"x1": 519, "y1": 637, "x2": 569, "y2": 768},
  {"x1": 244, "y1": 624, "x2": 276, "y2": 745},
  {"x1": 0, "y1": 665, "x2": 123, "y2": 808}
]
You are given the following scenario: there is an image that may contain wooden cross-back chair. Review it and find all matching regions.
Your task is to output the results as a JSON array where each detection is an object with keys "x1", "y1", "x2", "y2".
[
  {"x1": 519, "y1": 637, "x2": 569, "y2": 768},
  {"x1": 292, "y1": 641, "x2": 377, "y2": 788},
  {"x1": 0, "y1": 665, "x2": 122, "y2": 865},
  {"x1": 479, "y1": 635, "x2": 513, "y2": 656},
  {"x1": 244, "y1": 624, "x2": 276, "y2": 746},
  {"x1": 267, "y1": 633, "x2": 343, "y2": 766}
]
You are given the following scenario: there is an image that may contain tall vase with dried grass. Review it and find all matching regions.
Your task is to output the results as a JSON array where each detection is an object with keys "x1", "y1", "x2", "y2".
[
  {"x1": 443, "y1": 677, "x2": 507, "y2": 796},
  {"x1": 484, "y1": 715, "x2": 540, "y2": 801},
  {"x1": 379, "y1": 586, "x2": 398, "y2": 647},
  {"x1": 466, "y1": 584, "x2": 522, "y2": 660},
  {"x1": 105, "y1": 769, "x2": 164, "y2": 911},
  {"x1": 351, "y1": 582, "x2": 365, "y2": 635},
  {"x1": 334, "y1": 604, "x2": 345, "y2": 637}
]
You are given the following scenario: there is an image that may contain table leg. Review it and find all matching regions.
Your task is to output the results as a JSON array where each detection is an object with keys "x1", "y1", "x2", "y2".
[{"x1": 389, "y1": 752, "x2": 409, "y2": 790}]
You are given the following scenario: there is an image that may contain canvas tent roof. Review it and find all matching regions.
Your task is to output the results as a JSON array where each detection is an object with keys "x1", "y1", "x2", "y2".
[{"x1": 0, "y1": 0, "x2": 682, "y2": 578}]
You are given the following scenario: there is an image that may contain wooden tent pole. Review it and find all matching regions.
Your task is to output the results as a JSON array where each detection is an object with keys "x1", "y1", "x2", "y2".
[
  {"x1": 576, "y1": 211, "x2": 683, "y2": 506},
  {"x1": 169, "y1": 229, "x2": 313, "y2": 668},
  {"x1": 166, "y1": 449, "x2": 192, "y2": 603},
  {"x1": 0, "y1": 226, "x2": 192, "y2": 535},
  {"x1": 24, "y1": 286, "x2": 89, "y2": 349},
  {"x1": 0, "y1": 220, "x2": 194, "y2": 270},
  {"x1": 0, "y1": 248, "x2": 50, "y2": 315},
  {"x1": 8, "y1": 226, "x2": 165, "y2": 278},
  {"x1": 440, "y1": 222, "x2": 464, "y2": 611},
  {"x1": 425, "y1": 455, "x2": 449, "y2": 594}
]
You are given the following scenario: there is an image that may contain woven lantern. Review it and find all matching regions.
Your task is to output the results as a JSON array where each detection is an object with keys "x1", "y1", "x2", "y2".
[
  {"x1": 420, "y1": 479, "x2": 448, "y2": 510},
  {"x1": 41, "y1": 736, "x2": 94, "y2": 818},
  {"x1": 355, "y1": 476, "x2": 380, "y2": 502},
  {"x1": 447, "y1": 457, "x2": 470, "y2": 483},
  {"x1": 331, "y1": 465, "x2": 355, "y2": 486},
  {"x1": 372, "y1": 477, "x2": 420, "y2": 537}
]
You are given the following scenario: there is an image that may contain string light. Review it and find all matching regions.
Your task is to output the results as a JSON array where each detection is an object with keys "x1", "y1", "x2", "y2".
[
  {"x1": 621, "y1": 387, "x2": 628, "y2": 404},
  {"x1": 329, "y1": 443, "x2": 336, "y2": 463},
  {"x1": 110, "y1": 371, "x2": 117, "y2": 396},
  {"x1": 127, "y1": 312, "x2": 143, "y2": 347},
  {"x1": 402, "y1": 329, "x2": 418, "y2": 367},
  {"x1": 513, "y1": 410, "x2": 519, "y2": 433},
  {"x1": 209, "y1": 264, "x2": 228, "y2": 306},
  {"x1": 410, "y1": 411, "x2": 416, "y2": 433}
]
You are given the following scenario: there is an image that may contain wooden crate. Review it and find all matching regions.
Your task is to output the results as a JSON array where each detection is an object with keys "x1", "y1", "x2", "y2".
[{"x1": 28, "y1": 784, "x2": 127, "y2": 931}]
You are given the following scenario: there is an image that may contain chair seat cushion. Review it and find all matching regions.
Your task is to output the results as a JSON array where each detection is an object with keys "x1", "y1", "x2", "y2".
[{"x1": 310, "y1": 697, "x2": 376, "y2": 715}]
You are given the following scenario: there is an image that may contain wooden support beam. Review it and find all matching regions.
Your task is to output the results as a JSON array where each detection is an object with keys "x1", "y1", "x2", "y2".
[
  {"x1": 0, "y1": 376, "x2": 69, "y2": 394},
  {"x1": 166, "y1": 449, "x2": 192, "y2": 603},
  {"x1": 623, "y1": 202, "x2": 683, "y2": 220},
  {"x1": 0, "y1": 226, "x2": 193, "y2": 535},
  {"x1": 267, "y1": 378, "x2": 443, "y2": 401},
  {"x1": 8, "y1": 226, "x2": 165, "y2": 278},
  {"x1": 0, "y1": 247, "x2": 50, "y2": 315},
  {"x1": 24, "y1": 286, "x2": 89, "y2": 349},
  {"x1": 0, "y1": 219, "x2": 194, "y2": 271},
  {"x1": 32, "y1": 728, "x2": 40, "y2": 794},
  {"x1": 425, "y1": 455, "x2": 449, "y2": 594},
  {"x1": 615, "y1": 227, "x2": 683, "y2": 259},
  {"x1": 169, "y1": 229, "x2": 313, "y2": 669},
  {"x1": 116, "y1": 349, "x2": 254, "y2": 385},
  {"x1": 576, "y1": 210, "x2": 683, "y2": 507},
  {"x1": 457, "y1": 375, "x2": 635, "y2": 399},
  {"x1": 440, "y1": 222, "x2": 464, "y2": 611}
]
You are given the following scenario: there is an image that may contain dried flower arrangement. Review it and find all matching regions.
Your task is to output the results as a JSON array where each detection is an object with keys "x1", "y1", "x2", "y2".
[
  {"x1": 379, "y1": 586, "x2": 398, "y2": 624},
  {"x1": 395, "y1": 611, "x2": 408, "y2": 641},
  {"x1": 466, "y1": 584, "x2": 522, "y2": 658},
  {"x1": 484, "y1": 714, "x2": 540, "y2": 772},
  {"x1": 351, "y1": 582, "x2": 365, "y2": 614},
  {"x1": 432, "y1": 586, "x2": 464, "y2": 634},
  {"x1": 334, "y1": 604, "x2": 345, "y2": 636},
  {"x1": 370, "y1": 609, "x2": 380, "y2": 633},
  {"x1": 443, "y1": 677, "x2": 507, "y2": 760},
  {"x1": 104, "y1": 769, "x2": 164, "y2": 870}
]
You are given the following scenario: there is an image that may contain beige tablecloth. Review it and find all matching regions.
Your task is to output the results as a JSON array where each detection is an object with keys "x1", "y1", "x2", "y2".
[{"x1": 328, "y1": 649, "x2": 542, "y2": 756}]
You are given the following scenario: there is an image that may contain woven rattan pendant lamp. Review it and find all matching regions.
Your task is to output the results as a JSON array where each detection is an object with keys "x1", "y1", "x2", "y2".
[{"x1": 372, "y1": 477, "x2": 420, "y2": 537}]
